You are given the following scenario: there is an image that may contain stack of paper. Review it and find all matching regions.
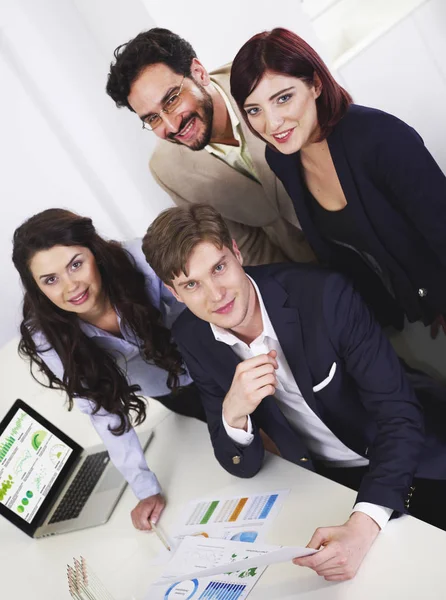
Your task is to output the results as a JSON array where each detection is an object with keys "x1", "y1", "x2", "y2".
[{"x1": 146, "y1": 490, "x2": 316, "y2": 599}]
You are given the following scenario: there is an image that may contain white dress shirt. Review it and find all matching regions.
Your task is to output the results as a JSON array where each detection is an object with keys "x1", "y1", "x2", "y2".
[
  {"x1": 32, "y1": 239, "x2": 192, "y2": 500},
  {"x1": 212, "y1": 277, "x2": 392, "y2": 529}
]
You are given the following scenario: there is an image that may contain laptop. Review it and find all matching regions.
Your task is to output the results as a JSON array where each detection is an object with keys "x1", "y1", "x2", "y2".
[{"x1": 0, "y1": 399, "x2": 153, "y2": 538}]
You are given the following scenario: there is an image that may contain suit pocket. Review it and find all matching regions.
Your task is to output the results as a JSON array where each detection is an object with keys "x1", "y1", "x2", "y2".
[{"x1": 313, "y1": 362, "x2": 337, "y2": 392}]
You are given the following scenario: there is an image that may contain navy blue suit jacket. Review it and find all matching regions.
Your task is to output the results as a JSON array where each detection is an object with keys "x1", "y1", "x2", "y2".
[
  {"x1": 173, "y1": 263, "x2": 446, "y2": 514},
  {"x1": 266, "y1": 104, "x2": 446, "y2": 326}
]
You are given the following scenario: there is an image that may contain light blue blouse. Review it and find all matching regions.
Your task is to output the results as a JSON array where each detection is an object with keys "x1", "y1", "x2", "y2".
[{"x1": 33, "y1": 239, "x2": 192, "y2": 499}]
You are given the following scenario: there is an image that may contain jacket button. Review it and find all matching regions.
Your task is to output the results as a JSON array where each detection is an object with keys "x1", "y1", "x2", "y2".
[
  {"x1": 300, "y1": 457, "x2": 309, "y2": 462},
  {"x1": 418, "y1": 288, "x2": 428, "y2": 297},
  {"x1": 232, "y1": 455, "x2": 241, "y2": 465}
]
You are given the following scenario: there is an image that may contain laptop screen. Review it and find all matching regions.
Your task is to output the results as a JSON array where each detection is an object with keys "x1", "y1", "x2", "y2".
[{"x1": 0, "y1": 399, "x2": 82, "y2": 536}]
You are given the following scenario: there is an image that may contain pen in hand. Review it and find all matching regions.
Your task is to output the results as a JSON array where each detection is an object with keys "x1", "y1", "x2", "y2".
[{"x1": 150, "y1": 520, "x2": 171, "y2": 552}]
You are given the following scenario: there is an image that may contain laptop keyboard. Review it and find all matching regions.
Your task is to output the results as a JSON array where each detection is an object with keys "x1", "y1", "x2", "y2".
[{"x1": 48, "y1": 451, "x2": 110, "y2": 524}]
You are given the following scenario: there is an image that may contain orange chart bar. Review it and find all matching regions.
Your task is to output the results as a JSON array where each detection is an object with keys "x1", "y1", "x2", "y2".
[{"x1": 228, "y1": 497, "x2": 248, "y2": 522}]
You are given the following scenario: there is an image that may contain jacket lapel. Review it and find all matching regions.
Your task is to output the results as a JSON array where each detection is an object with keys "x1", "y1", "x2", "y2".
[
  {"x1": 270, "y1": 151, "x2": 332, "y2": 256},
  {"x1": 327, "y1": 127, "x2": 399, "y2": 271},
  {"x1": 327, "y1": 128, "x2": 370, "y2": 234},
  {"x1": 171, "y1": 142, "x2": 282, "y2": 226},
  {"x1": 211, "y1": 66, "x2": 283, "y2": 216},
  {"x1": 199, "y1": 310, "x2": 315, "y2": 466},
  {"x1": 199, "y1": 322, "x2": 243, "y2": 391},
  {"x1": 252, "y1": 271, "x2": 318, "y2": 415}
]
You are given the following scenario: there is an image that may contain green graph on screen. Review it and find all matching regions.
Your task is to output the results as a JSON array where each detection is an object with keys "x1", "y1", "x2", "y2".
[{"x1": 0, "y1": 475, "x2": 13, "y2": 501}]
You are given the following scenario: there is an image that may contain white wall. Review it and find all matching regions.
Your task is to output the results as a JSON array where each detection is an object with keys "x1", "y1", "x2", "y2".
[
  {"x1": 0, "y1": 0, "x2": 172, "y2": 347},
  {"x1": 336, "y1": 0, "x2": 446, "y2": 172},
  {"x1": 308, "y1": 0, "x2": 425, "y2": 62},
  {"x1": 144, "y1": 0, "x2": 324, "y2": 70},
  {"x1": 0, "y1": 47, "x2": 123, "y2": 325}
]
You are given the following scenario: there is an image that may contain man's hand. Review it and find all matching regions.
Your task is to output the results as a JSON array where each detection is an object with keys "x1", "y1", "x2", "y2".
[
  {"x1": 293, "y1": 512, "x2": 380, "y2": 581},
  {"x1": 223, "y1": 351, "x2": 278, "y2": 430},
  {"x1": 131, "y1": 493, "x2": 166, "y2": 531}
]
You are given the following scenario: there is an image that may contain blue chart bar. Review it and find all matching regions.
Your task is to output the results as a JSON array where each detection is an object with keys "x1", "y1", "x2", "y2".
[
  {"x1": 259, "y1": 494, "x2": 278, "y2": 519},
  {"x1": 198, "y1": 581, "x2": 246, "y2": 599}
]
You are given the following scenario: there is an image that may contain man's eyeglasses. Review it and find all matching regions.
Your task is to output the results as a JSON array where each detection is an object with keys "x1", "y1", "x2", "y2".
[{"x1": 142, "y1": 76, "x2": 185, "y2": 131}]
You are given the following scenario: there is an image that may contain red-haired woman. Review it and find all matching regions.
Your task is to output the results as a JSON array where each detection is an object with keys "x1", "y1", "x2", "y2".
[{"x1": 230, "y1": 28, "x2": 446, "y2": 335}]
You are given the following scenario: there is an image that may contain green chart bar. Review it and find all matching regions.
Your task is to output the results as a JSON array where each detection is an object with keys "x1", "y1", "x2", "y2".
[{"x1": 200, "y1": 501, "x2": 219, "y2": 524}]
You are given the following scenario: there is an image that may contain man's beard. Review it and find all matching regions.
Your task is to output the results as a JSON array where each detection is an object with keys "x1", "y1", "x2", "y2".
[{"x1": 166, "y1": 84, "x2": 214, "y2": 151}]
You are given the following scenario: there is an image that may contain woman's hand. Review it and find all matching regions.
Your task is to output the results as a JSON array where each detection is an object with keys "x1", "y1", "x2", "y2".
[
  {"x1": 430, "y1": 315, "x2": 446, "y2": 339},
  {"x1": 131, "y1": 493, "x2": 166, "y2": 530}
]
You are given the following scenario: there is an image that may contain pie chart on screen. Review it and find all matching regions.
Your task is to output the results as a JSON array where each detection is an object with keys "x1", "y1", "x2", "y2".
[{"x1": 31, "y1": 430, "x2": 47, "y2": 450}]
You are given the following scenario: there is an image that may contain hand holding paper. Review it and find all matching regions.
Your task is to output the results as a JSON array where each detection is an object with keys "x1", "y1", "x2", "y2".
[
  {"x1": 294, "y1": 512, "x2": 380, "y2": 581},
  {"x1": 153, "y1": 536, "x2": 317, "y2": 586}
]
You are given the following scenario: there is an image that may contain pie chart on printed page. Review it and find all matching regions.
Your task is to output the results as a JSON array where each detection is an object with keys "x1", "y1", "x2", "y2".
[{"x1": 164, "y1": 579, "x2": 199, "y2": 599}]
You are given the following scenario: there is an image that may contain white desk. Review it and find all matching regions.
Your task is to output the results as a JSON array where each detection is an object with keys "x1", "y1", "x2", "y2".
[{"x1": 1, "y1": 337, "x2": 446, "y2": 599}]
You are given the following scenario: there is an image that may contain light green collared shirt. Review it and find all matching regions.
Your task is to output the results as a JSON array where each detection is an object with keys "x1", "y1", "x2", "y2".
[{"x1": 205, "y1": 80, "x2": 259, "y2": 183}]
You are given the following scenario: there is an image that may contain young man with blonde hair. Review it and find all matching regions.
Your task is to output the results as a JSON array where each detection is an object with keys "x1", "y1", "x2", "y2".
[{"x1": 142, "y1": 203, "x2": 446, "y2": 582}]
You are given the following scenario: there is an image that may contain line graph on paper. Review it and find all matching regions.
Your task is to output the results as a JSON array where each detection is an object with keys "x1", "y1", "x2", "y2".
[{"x1": 188, "y1": 546, "x2": 225, "y2": 570}]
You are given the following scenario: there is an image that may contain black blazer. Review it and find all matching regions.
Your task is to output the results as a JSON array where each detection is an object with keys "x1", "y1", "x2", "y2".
[
  {"x1": 266, "y1": 104, "x2": 446, "y2": 326},
  {"x1": 173, "y1": 263, "x2": 446, "y2": 515}
]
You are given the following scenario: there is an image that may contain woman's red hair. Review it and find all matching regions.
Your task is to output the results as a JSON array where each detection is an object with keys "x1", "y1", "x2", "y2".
[{"x1": 230, "y1": 28, "x2": 352, "y2": 141}]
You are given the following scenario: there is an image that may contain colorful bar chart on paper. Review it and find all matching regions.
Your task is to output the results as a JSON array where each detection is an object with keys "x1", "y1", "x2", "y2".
[
  {"x1": 228, "y1": 498, "x2": 248, "y2": 522},
  {"x1": 186, "y1": 493, "x2": 281, "y2": 526},
  {"x1": 174, "y1": 490, "x2": 289, "y2": 545},
  {"x1": 198, "y1": 581, "x2": 246, "y2": 599},
  {"x1": 201, "y1": 501, "x2": 219, "y2": 524}
]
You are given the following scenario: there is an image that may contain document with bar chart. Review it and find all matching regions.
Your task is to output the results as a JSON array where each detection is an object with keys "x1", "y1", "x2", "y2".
[
  {"x1": 147, "y1": 536, "x2": 278, "y2": 600},
  {"x1": 172, "y1": 490, "x2": 289, "y2": 545}
]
